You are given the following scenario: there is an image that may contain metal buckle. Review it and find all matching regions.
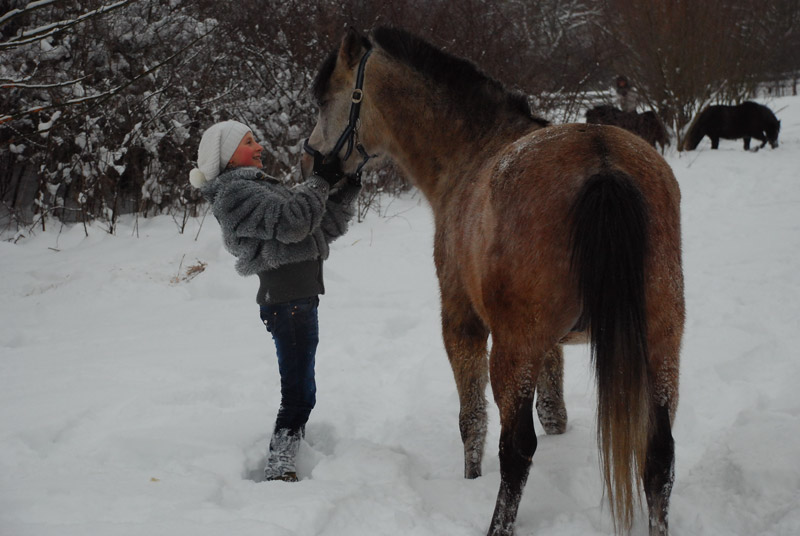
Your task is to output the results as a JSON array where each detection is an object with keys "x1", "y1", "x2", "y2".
[{"x1": 351, "y1": 89, "x2": 363, "y2": 103}]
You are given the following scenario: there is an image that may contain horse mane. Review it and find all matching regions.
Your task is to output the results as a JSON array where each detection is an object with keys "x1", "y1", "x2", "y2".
[
  {"x1": 311, "y1": 27, "x2": 546, "y2": 127},
  {"x1": 372, "y1": 27, "x2": 546, "y2": 126}
]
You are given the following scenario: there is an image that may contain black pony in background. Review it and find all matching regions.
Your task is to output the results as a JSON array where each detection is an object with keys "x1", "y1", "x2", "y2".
[
  {"x1": 684, "y1": 101, "x2": 781, "y2": 151},
  {"x1": 586, "y1": 105, "x2": 670, "y2": 151}
]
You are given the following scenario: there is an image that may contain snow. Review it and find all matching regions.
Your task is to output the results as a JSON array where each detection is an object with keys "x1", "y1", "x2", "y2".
[
  {"x1": 37, "y1": 111, "x2": 61, "y2": 133},
  {"x1": 2, "y1": 95, "x2": 799, "y2": 536}
]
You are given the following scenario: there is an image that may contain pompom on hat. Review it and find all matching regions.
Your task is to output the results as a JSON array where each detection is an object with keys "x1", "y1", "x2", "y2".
[{"x1": 189, "y1": 120, "x2": 252, "y2": 187}]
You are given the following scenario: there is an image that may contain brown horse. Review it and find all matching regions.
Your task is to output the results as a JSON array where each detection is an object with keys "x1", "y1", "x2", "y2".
[
  {"x1": 303, "y1": 27, "x2": 684, "y2": 536},
  {"x1": 586, "y1": 105, "x2": 670, "y2": 151}
]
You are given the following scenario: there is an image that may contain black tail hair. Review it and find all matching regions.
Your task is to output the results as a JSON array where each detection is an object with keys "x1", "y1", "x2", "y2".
[{"x1": 570, "y1": 170, "x2": 653, "y2": 533}]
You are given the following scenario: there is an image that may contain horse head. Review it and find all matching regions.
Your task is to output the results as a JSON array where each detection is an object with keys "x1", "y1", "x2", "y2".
[
  {"x1": 768, "y1": 120, "x2": 781, "y2": 148},
  {"x1": 302, "y1": 29, "x2": 382, "y2": 180}
]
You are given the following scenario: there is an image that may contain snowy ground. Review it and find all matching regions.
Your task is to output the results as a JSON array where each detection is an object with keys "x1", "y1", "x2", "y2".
[{"x1": 2, "y1": 96, "x2": 799, "y2": 536}]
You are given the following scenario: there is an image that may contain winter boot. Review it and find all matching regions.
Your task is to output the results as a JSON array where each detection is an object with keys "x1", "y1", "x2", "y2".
[{"x1": 264, "y1": 428, "x2": 301, "y2": 482}]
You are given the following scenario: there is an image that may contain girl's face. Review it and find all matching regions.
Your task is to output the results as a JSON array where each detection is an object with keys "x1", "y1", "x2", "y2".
[{"x1": 228, "y1": 132, "x2": 263, "y2": 169}]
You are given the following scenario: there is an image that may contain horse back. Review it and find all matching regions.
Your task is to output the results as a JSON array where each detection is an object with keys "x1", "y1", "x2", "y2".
[{"x1": 486, "y1": 124, "x2": 679, "y2": 237}]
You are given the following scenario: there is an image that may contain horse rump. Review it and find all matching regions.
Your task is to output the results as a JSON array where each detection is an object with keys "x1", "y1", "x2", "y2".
[{"x1": 639, "y1": 111, "x2": 670, "y2": 149}]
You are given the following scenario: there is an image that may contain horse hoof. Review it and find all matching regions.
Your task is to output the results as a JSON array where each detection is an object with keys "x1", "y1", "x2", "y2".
[
  {"x1": 542, "y1": 420, "x2": 567, "y2": 435},
  {"x1": 465, "y1": 467, "x2": 482, "y2": 479},
  {"x1": 265, "y1": 471, "x2": 298, "y2": 482}
]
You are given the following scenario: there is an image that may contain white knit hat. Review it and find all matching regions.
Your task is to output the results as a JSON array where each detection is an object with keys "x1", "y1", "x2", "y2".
[{"x1": 189, "y1": 120, "x2": 252, "y2": 187}]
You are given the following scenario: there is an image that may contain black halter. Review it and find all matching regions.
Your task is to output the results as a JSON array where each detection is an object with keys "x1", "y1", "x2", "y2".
[{"x1": 303, "y1": 48, "x2": 375, "y2": 178}]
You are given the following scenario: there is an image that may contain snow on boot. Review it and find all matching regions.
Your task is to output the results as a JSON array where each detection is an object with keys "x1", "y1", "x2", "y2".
[{"x1": 264, "y1": 428, "x2": 301, "y2": 482}]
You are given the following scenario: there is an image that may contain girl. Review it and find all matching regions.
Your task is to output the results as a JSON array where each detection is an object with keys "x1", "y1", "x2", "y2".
[{"x1": 189, "y1": 120, "x2": 360, "y2": 481}]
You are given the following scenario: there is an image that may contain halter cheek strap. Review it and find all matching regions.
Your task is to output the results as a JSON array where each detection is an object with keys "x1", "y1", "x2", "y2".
[{"x1": 304, "y1": 48, "x2": 376, "y2": 178}]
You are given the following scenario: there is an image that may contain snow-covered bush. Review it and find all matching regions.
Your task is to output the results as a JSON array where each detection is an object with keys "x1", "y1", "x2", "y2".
[{"x1": 2, "y1": 0, "x2": 798, "y2": 233}]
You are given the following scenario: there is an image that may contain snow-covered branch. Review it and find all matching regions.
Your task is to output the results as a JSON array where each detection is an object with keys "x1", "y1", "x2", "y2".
[
  {"x1": 0, "y1": 0, "x2": 58, "y2": 28},
  {"x1": 0, "y1": 27, "x2": 216, "y2": 126},
  {"x1": 1, "y1": 75, "x2": 89, "y2": 89},
  {"x1": 0, "y1": 0, "x2": 133, "y2": 50}
]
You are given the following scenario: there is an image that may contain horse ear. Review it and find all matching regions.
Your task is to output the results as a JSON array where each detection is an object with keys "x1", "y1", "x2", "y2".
[{"x1": 339, "y1": 27, "x2": 366, "y2": 69}]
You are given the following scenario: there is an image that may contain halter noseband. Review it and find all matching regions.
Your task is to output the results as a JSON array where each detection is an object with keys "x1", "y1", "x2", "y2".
[{"x1": 303, "y1": 48, "x2": 375, "y2": 178}]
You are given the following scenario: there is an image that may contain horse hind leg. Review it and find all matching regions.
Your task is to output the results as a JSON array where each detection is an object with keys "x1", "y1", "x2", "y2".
[
  {"x1": 644, "y1": 294, "x2": 683, "y2": 535},
  {"x1": 645, "y1": 402, "x2": 674, "y2": 536},
  {"x1": 645, "y1": 355, "x2": 680, "y2": 536},
  {"x1": 441, "y1": 299, "x2": 490, "y2": 479},
  {"x1": 488, "y1": 340, "x2": 540, "y2": 536},
  {"x1": 645, "y1": 364, "x2": 679, "y2": 535},
  {"x1": 535, "y1": 345, "x2": 567, "y2": 435}
]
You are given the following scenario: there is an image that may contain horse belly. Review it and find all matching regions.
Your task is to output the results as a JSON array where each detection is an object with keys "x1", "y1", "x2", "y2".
[
  {"x1": 466, "y1": 185, "x2": 580, "y2": 339},
  {"x1": 445, "y1": 208, "x2": 574, "y2": 338}
]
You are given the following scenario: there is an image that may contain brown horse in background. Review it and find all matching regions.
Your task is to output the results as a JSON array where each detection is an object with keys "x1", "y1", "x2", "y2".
[
  {"x1": 303, "y1": 27, "x2": 684, "y2": 536},
  {"x1": 586, "y1": 105, "x2": 670, "y2": 151}
]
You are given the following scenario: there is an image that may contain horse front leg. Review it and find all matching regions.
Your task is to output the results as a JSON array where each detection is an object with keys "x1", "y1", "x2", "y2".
[
  {"x1": 535, "y1": 345, "x2": 567, "y2": 435},
  {"x1": 441, "y1": 296, "x2": 490, "y2": 479},
  {"x1": 487, "y1": 341, "x2": 541, "y2": 536}
]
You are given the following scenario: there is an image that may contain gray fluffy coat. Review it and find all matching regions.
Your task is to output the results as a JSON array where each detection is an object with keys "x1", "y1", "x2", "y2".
[{"x1": 201, "y1": 167, "x2": 359, "y2": 276}]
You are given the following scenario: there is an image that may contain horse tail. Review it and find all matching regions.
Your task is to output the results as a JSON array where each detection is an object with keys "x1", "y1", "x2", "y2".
[
  {"x1": 570, "y1": 171, "x2": 653, "y2": 533},
  {"x1": 654, "y1": 115, "x2": 670, "y2": 148}
]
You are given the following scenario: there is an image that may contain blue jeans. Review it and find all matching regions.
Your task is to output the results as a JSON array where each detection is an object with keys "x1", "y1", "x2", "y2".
[{"x1": 260, "y1": 296, "x2": 319, "y2": 433}]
